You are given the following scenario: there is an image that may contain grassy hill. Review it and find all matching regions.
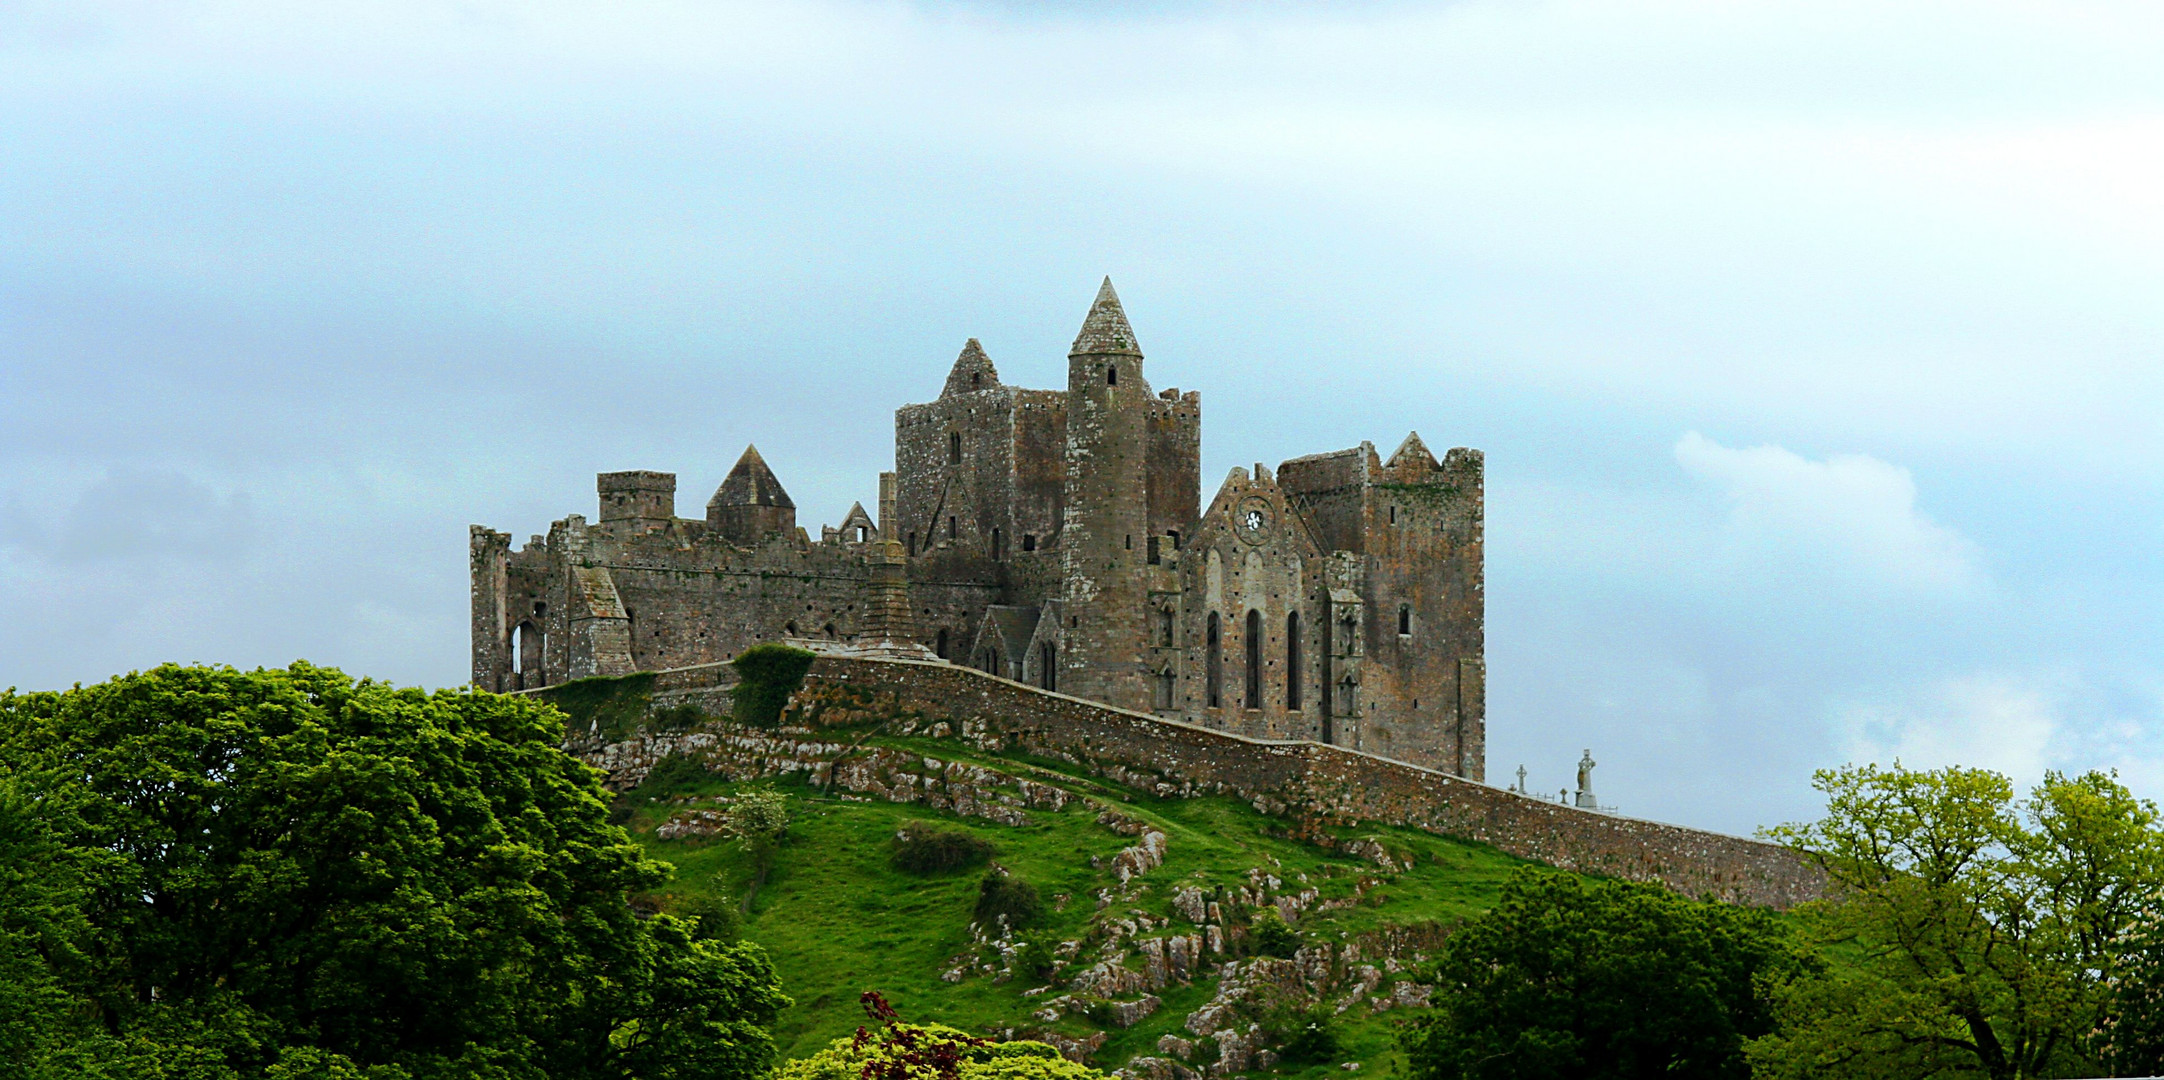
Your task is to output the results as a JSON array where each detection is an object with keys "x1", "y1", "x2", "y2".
[{"x1": 607, "y1": 730, "x2": 1539, "y2": 1077}]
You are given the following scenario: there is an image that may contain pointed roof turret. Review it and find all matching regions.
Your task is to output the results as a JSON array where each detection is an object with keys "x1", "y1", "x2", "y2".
[
  {"x1": 1385, "y1": 431, "x2": 1438, "y2": 471},
  {"x1": 941, "y1": 338, "x2": 1001, "y2": 397},
  {"x1": 1069, "y1": 277, "x2": 1141, "y2": 356},
  {"x1": 709, "y1": 444, "x2": 796, "y2": 510}
]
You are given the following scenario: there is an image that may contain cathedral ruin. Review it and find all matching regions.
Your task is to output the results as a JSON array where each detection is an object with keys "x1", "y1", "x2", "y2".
[{"x1": 470, "y1": 280, "x2": 1486, "y2": 778}]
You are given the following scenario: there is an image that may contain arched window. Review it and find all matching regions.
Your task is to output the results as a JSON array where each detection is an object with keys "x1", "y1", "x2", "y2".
[
  {"x1": 1039, "y1": 643, "x2": 1056, "y2": 692},
  {"x1": 1339, "y1": 675, "x2": 1357, "y2": 715},
  {"x1": 1286, "y1": 611, "x2": 1302, "y2": 711},
  {"x1": 1159, "y1": 608, "x2": 1175, "y2": 647},
  {"x1": 1155, "y1": 668, "x2": 1176, "y2": 710},
  {"x1": 935, "y1": 628, "x2": 949, "y2": 659},
  {"x1": 949, "y1": 432, "x2": 962, "y2": 464},
  {"x1": 992, "y1": 527, "x2": 1003, "y2": 560},
  {"x1": 1245, "y1": 610, "x2": 1263, "y2": 709},
  {"x1": 1398, "y1": 605, "x2": 1412, "y2": 636},
  {"x1": 1206, "y1": 614, "x2": 1222, "y2": 708},
  {"x1": 1341, "y1": 613, "x2": 1359, "y2": 652}
]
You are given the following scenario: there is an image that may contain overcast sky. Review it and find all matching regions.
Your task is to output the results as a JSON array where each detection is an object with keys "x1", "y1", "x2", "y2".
[{"x1": 5, "y1": 0, "x2": 2163, "y2": 835}]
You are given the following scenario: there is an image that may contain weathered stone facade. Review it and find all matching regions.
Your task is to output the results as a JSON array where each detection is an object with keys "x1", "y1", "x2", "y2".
[{"x1": 473, "y1": 279, "x2": 1485, "y2": 777}]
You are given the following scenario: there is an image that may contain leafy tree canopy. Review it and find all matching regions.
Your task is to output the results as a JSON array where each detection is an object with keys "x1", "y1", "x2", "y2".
[
  {"x1": 1399, "y1": 867, "x2": 1813, "y2": 1080},
  {"x1": 0, "y1": 662, "x2": 790, "y2": 1080},
  {"x1": 1751, "y1": 763, "x2": 2164, "y2": 1080}
]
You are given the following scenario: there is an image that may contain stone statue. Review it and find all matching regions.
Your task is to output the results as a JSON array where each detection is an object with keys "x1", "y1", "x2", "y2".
[{"x1": 1574, "y1": 750, "x2": 1597, "y2": 809}]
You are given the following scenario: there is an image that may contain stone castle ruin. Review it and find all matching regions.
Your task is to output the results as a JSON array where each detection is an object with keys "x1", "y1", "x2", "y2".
[{"x1": 471, "y1": 279, "x2": 1486, "y2": 779}]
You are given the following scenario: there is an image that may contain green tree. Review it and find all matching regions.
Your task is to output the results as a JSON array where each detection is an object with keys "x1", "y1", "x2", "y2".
[
  {"x1": 723, "y1": 786, "x2": 790, "y2": 909},
  {"x1": 1399, "y1": 867, "x2": 1812, "y2": 1080},
  {"x1": 0, "y1": 662, "x2": 790, "y2": 1080},
  {"x1": 1750, "y1": 764, "x2": 2164, "y2": 1080}
]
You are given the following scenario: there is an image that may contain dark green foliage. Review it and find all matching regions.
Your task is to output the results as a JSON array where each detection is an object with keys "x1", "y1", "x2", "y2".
[
  {"x1": 1273, "y1": 1005, "x2": 1342, "y2": 1065},
  {"x1": 652, "y1": 703, "x2": 708, "y2": 731},
  {"x1": 730, "y1": 644, "x2": 817, "y2": 728},
  {"x1": 890, "y1": 824, "x2": 996, "y2": 875},
  {"x1": 973, "y1": 869, "x2": 1043, "y2": 929},
  {"x1": 0, "y1": 662, "x2": 790, "y2": 1080},
  {"x1": 675, "y1": 892, "x2": 744, "y2": 943},
  {"x1": 1249, "y1": 908, "x2": 1300, "y2": 958},
  {"x1": 1399, "y1": 867, "x2": 1812, "y2": 1080},
  {"x1": 536, "y1": 671, "x2": 657, "y2": 742},
  {"x1": 637, "y1": 752, "x2": 714, "y2": 799},
  {"x1": 1011, "y1": 937, "x2": 1057, "y2": 984}
]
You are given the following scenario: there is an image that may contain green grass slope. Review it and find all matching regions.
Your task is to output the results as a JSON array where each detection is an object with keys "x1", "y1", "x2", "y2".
[{"x1": 613, "y1": 734, "x2": 1536, "y2": 1076}]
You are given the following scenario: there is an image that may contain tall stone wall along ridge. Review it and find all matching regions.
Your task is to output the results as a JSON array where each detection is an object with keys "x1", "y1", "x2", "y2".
[{"x1": 577, "y1": 654, "x2": 1824, "y2": 909}]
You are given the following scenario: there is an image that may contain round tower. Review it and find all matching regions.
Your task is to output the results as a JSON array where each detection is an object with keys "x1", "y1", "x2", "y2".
[{"x1": 1058, "y1": 278, "x2": 1154, "y2": 710}]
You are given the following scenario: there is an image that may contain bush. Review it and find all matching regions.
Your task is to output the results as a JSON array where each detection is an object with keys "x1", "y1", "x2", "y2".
[
  {"x1": 1401, "y1": 867, "x2": 1812, "y2": 1080},
  {"x1": 1250, "y1": 908, "x2": 1300, "y2": 958},
  {"x1": 891, "y1": 823, "x2": 996, "y2": 875},
  {"x1": 635, "y1": 752, "x2": 711, "y2": 798},
  {"x1": 775, "y1": 993, "x2": 1104, "y2": 1080},
  {"x1": 731, "y1": 643, "x2": 818, "y2": 727},
  {"x1": 675, "y1": 891, "x2": 743, "y2": 942},
  {"x1": 1012, "y1": 937, "x2": 1058, "y2": 984},
  {"x1": 1274, "y1": 1005, "x2": 1342, "y2": 1065},
  {"x1": 974, "y1": 869, "x2": 1043, "y2": 930},
  {"x1": 536, "y1": 671, "x2": 656, "y2": 741}
]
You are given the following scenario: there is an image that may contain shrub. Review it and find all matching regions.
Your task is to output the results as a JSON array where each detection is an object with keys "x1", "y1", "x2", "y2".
[
  {"x1": 1250, "y1": 908, "x2": 1300, "y2": 958},
  {"x1": 1012, "y1": 937, "x2": 1058, "y2": 984},
  {"x1": 975, "y1": 869, "x2": 1043, "y2": 930},
  {"x1": 1273, "y1": 1005, "x2": 1341, "y2": 1065},
  {"x1": 635, "y1": 752, "x2": 711, "y2": 798},
  {"x1": 891, "y1": 823, "x2": 996, "y2": 875},
  {"x1": 775, "y1": 992, "x2": 1104, "y2": 1080},
  {"x1": 675, "y1": 891, "x2": 743, "y2": 942},
  {"x1": 731, "y1": 643, "x2": 817, "y2": 727}
]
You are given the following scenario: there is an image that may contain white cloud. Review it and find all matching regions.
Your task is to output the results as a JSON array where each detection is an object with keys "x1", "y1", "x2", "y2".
[
  {"x1": 1842, "y1": 674, "x2": 2060, "y2": 786},
  {"x1": 1674, "y1": 431, "x2": 1980, "y2": 592}
]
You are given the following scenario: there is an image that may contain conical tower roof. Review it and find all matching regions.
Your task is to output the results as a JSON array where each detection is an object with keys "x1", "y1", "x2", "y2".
[
  {"x1": 942, "y1": 338, "x2": 1001, "y2": 397},
  {"x1": 1069, "y1": 277, "x2": 1141, "y2": 356},
  {"x1": 709, "y1": 444, "x2": 795, "y2": 510}
]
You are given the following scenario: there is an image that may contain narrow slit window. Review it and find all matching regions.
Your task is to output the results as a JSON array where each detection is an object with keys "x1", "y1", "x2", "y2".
[
  {"x1": 1206, "y1": 614, "x2": 1222, "y2": 708},
  {"x1": 1286, "y1": 611, "x2": 1302, "y2": 711},
  {"x1": 1244, "y1": 609, "x2": 1263, "y2": 709}
]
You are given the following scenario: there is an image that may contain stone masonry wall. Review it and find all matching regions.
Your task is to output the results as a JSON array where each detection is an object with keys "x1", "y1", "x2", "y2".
[{"x1": 621, "y1": 654, "x2": 1823, "y2": 908}]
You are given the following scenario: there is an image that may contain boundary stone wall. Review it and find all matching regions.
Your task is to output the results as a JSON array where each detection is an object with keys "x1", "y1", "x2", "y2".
[{"x1": 589, "y1": 654, "x2": 1825, "y2": 908}]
